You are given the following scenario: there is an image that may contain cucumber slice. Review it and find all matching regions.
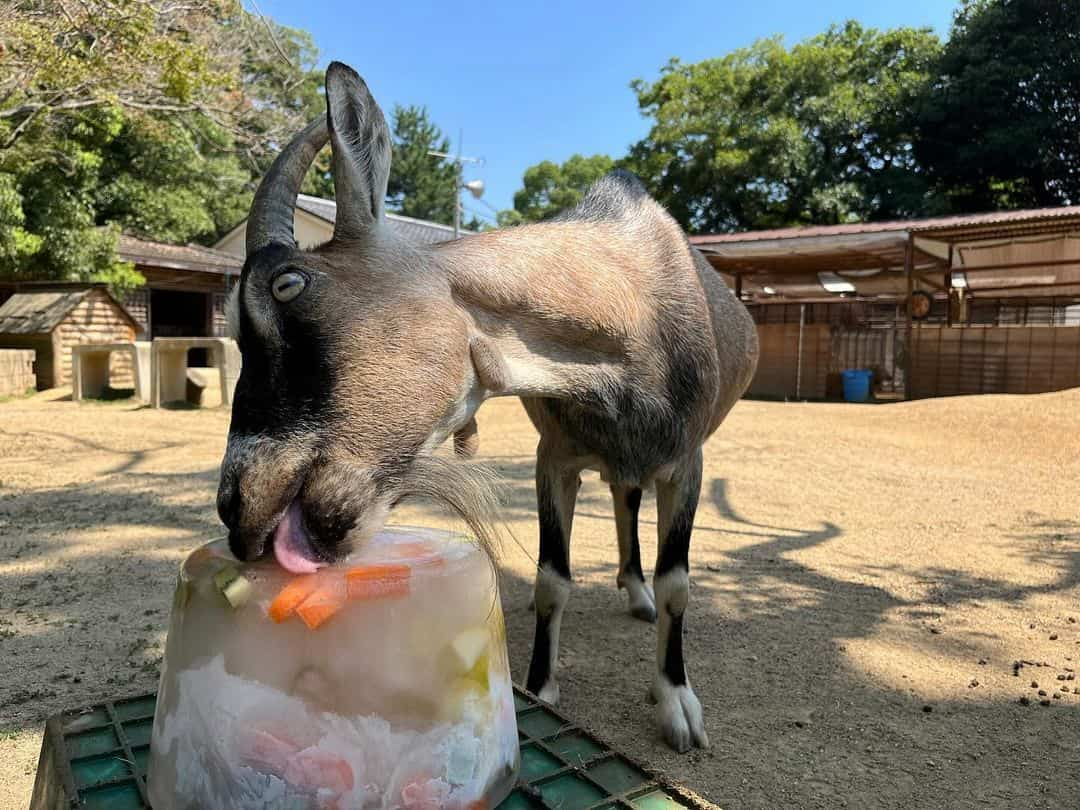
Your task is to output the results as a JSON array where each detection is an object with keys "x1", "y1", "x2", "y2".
[{"x1": 213, "y1": 566, "x2": 252, "y2": 608}]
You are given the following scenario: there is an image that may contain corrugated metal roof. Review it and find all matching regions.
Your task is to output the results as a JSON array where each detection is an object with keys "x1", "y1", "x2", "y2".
[
  {"x1": 0, "y1": 289, "x2": 91, "y2": 334},
  {"x1": 690, "y1": 205, "x2": 1080, "y2": 246},
  {"x1": 117, "y1": 235, "x2": 242, "y2": 274},
  {"x1": 295, "y1": 194, "x2": 467, "y2": 245}
]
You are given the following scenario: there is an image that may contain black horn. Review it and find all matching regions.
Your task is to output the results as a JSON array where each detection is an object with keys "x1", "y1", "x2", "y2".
[{"x1": 246, "y1": 116, "x2": 329, "y2": 256}]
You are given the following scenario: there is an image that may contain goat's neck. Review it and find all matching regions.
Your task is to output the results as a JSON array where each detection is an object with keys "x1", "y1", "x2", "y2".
[{"x1": 437, "y1": 223, "x2": 641, "y2": 400}]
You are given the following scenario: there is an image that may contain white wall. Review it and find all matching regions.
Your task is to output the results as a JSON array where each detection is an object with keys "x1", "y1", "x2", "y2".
[{"x1": 214, "y1": 210, "x2": 334, "y2": 258}]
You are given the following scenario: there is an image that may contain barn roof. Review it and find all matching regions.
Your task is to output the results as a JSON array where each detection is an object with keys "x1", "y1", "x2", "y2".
[{"x1": 0, "y1": 285, "x2": 138, "y2": 335}]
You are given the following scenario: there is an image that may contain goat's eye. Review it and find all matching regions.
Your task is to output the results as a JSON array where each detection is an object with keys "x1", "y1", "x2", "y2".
[{"x1": 271, "y1": 271, "x2": 306, "y2": 303}]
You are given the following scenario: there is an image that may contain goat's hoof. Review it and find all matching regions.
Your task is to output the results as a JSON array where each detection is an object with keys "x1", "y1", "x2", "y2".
[
  {"x1": 653, "y1": 678, "x2": 708, "y2": 753},
  {"x1": 630, "y1": 602, "x2": 657, "y2": 623},
  {"x1": 620, "y1": 579, "x2": 656, "y2": 623},
  {"x1": 537, "y1": 680, "x2": 560, "y2": 705}
]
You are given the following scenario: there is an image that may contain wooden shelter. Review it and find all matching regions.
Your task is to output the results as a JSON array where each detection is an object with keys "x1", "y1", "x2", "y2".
[
  {"x1": 0, "y1": 284, "x2": 140, "y2": 390},
  {"x1": 691, "y1": 206, "x2": 1080, "y2": 400},
  {"x1": 116, "y1": 235, "x2": 241, "y2": 341}
]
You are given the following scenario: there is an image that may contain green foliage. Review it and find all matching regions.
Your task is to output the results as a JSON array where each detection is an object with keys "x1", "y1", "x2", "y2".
[
  {"x1": 916, "y1": 0, "x2": 1080, "y2": 210},
  {"x1": 0, "y1": 0, "x2": 324, "y2": 289},
  {"x1": 624, "y1": 22, "x2": 943, "y2": 232},
  {"x1": 385, "y1": 105, "x2": 459, "y2": 226},
  {"x1": 498, "y1": 154, "x2": 615, "y2": 225}
]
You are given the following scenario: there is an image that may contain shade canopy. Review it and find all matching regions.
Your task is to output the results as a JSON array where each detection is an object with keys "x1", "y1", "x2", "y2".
[{"x1": 690, "y1": 206, "x2": 1080, "y2": 302}]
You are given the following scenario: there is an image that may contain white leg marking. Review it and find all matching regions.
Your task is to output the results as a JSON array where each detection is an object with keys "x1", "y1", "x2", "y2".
[
  {"x1": 617, "y1": 571, "x2": 656, "y2": 623},
  {"x1": 652, "y1": 569, "x2": 708, "y2": 752},
  {"x1": 534, "y1": 563, "x2": 570, "y2": 705}
]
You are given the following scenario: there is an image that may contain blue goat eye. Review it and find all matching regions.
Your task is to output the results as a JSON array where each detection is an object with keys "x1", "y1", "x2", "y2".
[{"x1": 271, "y1": 271, "x2": 306, "y2": 303}]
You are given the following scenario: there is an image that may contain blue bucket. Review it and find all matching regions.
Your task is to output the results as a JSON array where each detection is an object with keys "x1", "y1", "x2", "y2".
[{"x1": 841, "y1": 369, "x2": 872, "y2": 403}]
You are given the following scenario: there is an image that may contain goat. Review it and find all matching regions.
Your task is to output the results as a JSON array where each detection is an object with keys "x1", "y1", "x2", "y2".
[{"x1": 217, "y1": 62, "x2": 759, "y2": 751}]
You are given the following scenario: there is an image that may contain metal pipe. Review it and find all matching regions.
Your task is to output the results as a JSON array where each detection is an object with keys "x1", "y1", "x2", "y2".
[
  {"x1": 795, "y1": 303, "x2": 805, "y2": 400},
  {"x1": 904, "y1": 234, "x2": 914, "y2": 399}
]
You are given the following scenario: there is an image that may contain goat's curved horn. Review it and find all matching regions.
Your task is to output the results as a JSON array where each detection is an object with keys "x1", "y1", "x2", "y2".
[{"x1": 246, "y1": 116, "x2": 328, "y2": 256}]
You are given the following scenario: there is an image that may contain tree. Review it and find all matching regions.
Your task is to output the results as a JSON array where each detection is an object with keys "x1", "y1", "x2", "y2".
[
  {"x1": 0, "y1": 0, "x2": 326, "y2": 289},
  {"x1": 385, "y1": 105, "x2": 459, "y2": 226},
  {"x1": 498, "y1": 154, "x2": 615, "y2": 226},
  {"x1": 916, "y1": 0, "x2": 1080, "y2": 210},
  {"x1": 625, "y1": 22, "x2": 943, "y2": 233}
]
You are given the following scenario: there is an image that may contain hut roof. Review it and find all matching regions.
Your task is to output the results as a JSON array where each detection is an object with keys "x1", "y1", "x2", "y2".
[
  {"x1": 0, "y1": 284, "x2": 139, "y2": 335},
  {"x1": 117, "y1": 235, "x2": 242, "y2": 275}
]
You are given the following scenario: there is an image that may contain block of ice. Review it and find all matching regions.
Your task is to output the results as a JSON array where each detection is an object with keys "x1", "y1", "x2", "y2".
[{"x1": 148, "y1": 527, "x2": 518, "y2": 809}]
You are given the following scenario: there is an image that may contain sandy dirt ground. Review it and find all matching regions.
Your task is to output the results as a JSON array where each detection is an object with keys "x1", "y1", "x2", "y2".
[{"x1": 1, "y1": 387, "x2": 1079, "y2": 809}]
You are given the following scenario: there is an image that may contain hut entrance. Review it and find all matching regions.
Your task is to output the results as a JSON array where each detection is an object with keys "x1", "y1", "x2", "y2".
[{"x1": 150, "y1": 289, "x2": 210, "y2": 365}]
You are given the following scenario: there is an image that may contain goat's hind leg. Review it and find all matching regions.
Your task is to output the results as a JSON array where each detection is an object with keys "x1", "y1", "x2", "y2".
[
  {"x1": 611, "y1": 485, "x2": 656, "y2": 622},
  {"x1": 525, "y1": 448, "x2": 580, "y2": 704},
  {"x1": 651, "y1": 448, "x2": 708, "y2": 752}
]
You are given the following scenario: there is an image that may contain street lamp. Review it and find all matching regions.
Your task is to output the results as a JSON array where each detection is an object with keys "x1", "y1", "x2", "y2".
[{"x1": 428, "y1": 134, "x2": 485, "y2": 238}]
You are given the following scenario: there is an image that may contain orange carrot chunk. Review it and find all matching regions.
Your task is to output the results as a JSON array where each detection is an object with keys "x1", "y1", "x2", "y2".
[
  {"x1": 268, "y1": 575, "x2": 319, "y2": 623},
  {"x1": 345, "y1": 563, "x2": 411, "y2": 600},
  {"x1": 295, "y1": 579, "x2": 348, "y2": 630}
]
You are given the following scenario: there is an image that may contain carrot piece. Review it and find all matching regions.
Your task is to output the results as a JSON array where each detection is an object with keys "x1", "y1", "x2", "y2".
[
  {"x1": 283, "y1": 746, "x2": 355, "y2": 793},
  {"x1": 383, "y1": 541, "x2": 435, "y2": 560},
  {"x1": 345, "y1": 563, "x2": 411, "y2": 600},
  {"x1": 295, "y1": 579, "x2": 347, "y2": 630},
  {"x1": 268, "y1": 574, "x2": 319, "y2": 623}
]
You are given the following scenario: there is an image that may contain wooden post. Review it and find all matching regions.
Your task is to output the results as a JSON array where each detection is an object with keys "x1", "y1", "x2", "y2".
[
  {"x1": 734, "y1": 273, "x2": 743, "y2": 299},
  {"x1": 904, "y1": 234, "x2": 914, "y2": 399},
  {"x1": 795, "y1": 303, "x2": 805, "y2": 399},
  {"x1": 945, "y1": 243, "x2": 954, "y2": 327}
]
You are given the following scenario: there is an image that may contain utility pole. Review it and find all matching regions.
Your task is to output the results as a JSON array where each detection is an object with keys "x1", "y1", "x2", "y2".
[{"x1": 428, "y1": 131, "x2": 484, "y2": 238}]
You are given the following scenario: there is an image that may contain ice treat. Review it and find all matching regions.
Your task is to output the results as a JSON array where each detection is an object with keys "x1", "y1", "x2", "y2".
[{"x1": 148, "y1": 527, "x2": 519, "y2": 809}]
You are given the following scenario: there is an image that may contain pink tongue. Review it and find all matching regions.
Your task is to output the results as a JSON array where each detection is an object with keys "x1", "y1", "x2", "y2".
[{"x1": 273, "y1": 500, "x2": 325, "y2": 574}]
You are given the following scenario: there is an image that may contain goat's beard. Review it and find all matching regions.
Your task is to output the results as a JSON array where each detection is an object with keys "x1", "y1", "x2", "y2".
[
  {"x1": 388, "y1": 454, "x2": 503, "y2": 564},
  {"x1": 316, "y1": 452, "x2": 504, "y2": 564}
]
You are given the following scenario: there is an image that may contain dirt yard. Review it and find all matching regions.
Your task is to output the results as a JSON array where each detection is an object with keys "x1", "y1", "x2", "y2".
[{"x1": 1, "y1": 387, "x2": 1079, "y2": 809}]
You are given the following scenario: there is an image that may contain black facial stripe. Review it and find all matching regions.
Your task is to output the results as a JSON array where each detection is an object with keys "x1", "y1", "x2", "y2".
[{"x1": 229, "y1": 244, "x2": 335, "y2": 438}]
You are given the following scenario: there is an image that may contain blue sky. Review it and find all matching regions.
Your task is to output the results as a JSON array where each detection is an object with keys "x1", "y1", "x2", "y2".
[{"x1": 256, "y1": 0, "x2": 959, "y2": 221}]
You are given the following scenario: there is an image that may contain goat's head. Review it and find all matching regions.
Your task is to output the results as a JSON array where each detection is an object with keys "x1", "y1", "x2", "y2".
[{"x1": 217, "y1": 63, "x2": 494, "y2": 572}]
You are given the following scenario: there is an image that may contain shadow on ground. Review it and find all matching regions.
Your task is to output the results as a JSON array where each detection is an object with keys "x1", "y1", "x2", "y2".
[
  {"x1": 404, "y1": 464, "x2": 1080, "y2": 810},
  {"x1": 2, "y1": 454, "x2": 1079, "y2": 809}
]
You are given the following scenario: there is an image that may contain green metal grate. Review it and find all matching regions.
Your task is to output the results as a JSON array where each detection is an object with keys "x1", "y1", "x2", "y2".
[{"x1": 30, "y1": 688, "x2": 715, "y2": 810}]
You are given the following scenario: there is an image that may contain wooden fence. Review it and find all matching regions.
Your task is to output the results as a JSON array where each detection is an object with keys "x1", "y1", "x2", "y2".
[
  {"x1": 908, "y1": 325, "x2": 1080, "y2": 398},
  {"x1": 746, "y1": 323, "x2": 1080, "y2": 400},
  {"x1": 746, "y1": 323, "x2": 831, "y2": 399}
]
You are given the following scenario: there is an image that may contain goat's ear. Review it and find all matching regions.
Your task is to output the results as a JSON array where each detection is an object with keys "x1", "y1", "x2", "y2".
[{"x1": 325, "y1": 62, "x2": 391, "y2": 238}]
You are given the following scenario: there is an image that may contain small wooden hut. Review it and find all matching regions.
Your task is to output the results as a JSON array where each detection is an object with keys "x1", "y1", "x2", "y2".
[{"x1": 0, "y1": 283, "x2": 140, "y2": 390}]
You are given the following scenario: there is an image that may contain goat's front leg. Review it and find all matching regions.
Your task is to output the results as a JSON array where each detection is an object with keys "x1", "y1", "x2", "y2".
[
  {"x1": 611, "y1": 485, "x2": 656, "y2": 622},
  {"x1": 525, "y1": 445, "x2": 580, "y2": 705},
  {"x1": 651, "y1": 448, "x2": 708, "y2": 752}
]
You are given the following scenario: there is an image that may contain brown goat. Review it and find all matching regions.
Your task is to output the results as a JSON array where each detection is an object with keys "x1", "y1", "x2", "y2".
[{"x1": 217, "y1": 62, "x2": 759, "y2": 751}]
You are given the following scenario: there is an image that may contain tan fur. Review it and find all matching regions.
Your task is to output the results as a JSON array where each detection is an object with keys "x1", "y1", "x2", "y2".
[{"x1": 221, "y1": 63, "x2": 758, "y2": 753}]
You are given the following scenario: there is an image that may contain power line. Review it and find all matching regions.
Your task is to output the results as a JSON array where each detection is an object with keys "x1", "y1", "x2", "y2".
[{"x1": 462, "y1": 204, "x2": 497, "y2": 224}]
